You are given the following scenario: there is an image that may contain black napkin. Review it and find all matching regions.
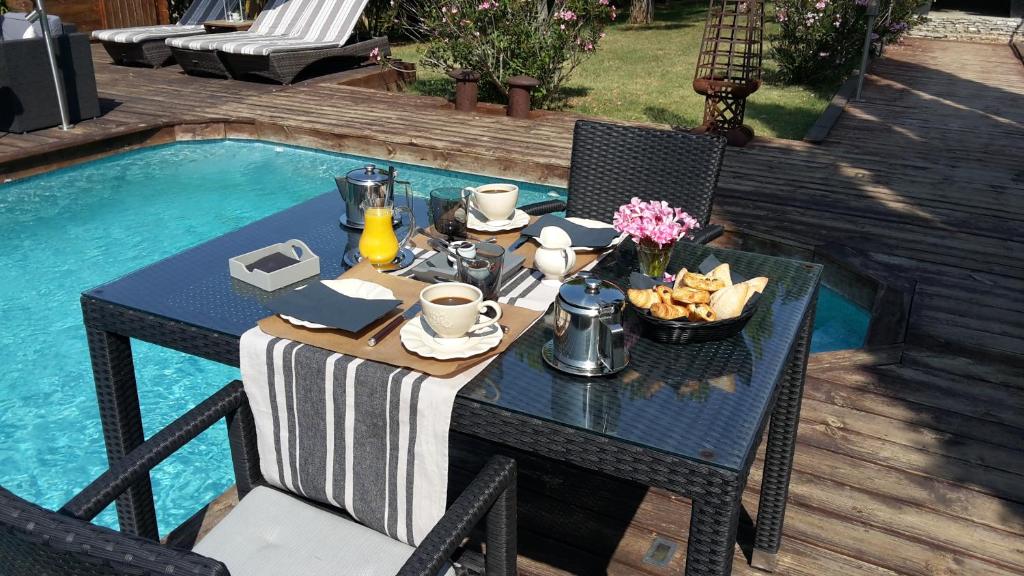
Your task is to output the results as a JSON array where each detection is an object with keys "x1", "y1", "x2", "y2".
[
  {"x1": 520, "y1": 214, "x2": 619, "y2": 248},
  {"x1": 246, "y1": 252, "x2": 300, "y2": 273},
  {"x1": 267, "y1": 281, "x2": 401, "y2": 332}
]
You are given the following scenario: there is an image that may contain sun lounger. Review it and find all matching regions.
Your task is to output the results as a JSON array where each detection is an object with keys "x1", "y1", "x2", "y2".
[
  {"x1": 92, "y1": 0, "x2": 225, "y2": 68},
  {"x1": 167, "y1": 0, "x2": 388, "y2": 84}
]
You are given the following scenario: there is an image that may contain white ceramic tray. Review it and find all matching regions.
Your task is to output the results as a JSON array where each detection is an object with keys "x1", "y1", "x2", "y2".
[{"x1": 228, "y1": 239, "x2": 320, "y2": 291}]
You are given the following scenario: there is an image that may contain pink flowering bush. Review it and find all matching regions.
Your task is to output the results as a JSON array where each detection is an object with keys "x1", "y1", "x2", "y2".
[
  {"x1": 406, "y1": 0, "x2": 614, "y2": 107},
  {"x1": 771, "y1": 0, "x2": 920, "y2": 83},
  {"x1": 612, "y1": 198, "x2": 699, "y2": 248}
]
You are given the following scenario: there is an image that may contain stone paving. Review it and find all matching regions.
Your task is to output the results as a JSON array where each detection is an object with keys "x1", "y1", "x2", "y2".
[{"x1": 909, "y1": 10, "x2": 1023, "y2": 43}]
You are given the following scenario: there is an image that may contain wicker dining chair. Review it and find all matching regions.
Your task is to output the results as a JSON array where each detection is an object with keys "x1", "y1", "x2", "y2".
[
  {"x1": 521, "y1": 120, "x2": 728, "y2": 244},
  {"x1": 0, "y1": 381, "x2": 517, "y2": 576}
]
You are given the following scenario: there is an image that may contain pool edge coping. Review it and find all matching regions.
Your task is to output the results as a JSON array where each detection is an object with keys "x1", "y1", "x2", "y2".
[{"x1": 0, "y1": 119, "x2": 571, "y2": 187}]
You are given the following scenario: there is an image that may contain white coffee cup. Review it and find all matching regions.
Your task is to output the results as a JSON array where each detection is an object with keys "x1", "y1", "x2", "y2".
[
  {"x1": 420, "y1": 283, "x2": 502, "y2": 340},
  {"x1": 465, "y1": 183, "x2": 518, "y2": 223}
]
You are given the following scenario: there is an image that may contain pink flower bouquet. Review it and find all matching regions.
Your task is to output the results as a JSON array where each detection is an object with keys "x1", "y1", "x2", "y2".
[
  {"x1": 613, "y1": 198, "x2": 699, "y2": 247},
  {"x1": 613, "y1": 198, "x2": 699, "y2": 277}
]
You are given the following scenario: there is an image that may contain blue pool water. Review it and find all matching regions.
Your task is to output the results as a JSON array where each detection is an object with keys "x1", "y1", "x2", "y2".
[{"x1": 0, "y1": 140, "x2": 867, "y2": 534}]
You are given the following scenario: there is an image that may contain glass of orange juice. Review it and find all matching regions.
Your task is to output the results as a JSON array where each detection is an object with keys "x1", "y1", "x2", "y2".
[{"x1": 358, "y1": 201, "x2": 414, "y2": 269}]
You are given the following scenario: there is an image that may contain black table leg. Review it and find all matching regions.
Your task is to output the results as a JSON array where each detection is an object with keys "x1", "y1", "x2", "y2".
[
  {"x1": 85, "y1": 326, "x2": 160, "y2": 540},
  {"x1": 751, "y1": 307, "x2": 815, "y2": 571},
  {"x1": 684, "y1": 473, "x2": 745, "y2": 576}
]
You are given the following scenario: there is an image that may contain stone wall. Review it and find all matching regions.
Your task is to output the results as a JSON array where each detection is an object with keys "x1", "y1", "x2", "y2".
[{"x1": 909, "y1": 12, "x2": 1023, "y2": 43}]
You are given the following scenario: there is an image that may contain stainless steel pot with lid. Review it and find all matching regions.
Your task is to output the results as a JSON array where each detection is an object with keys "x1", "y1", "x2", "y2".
[
  {"x1": 336, "y1": 164, "x2": 394, "y2": 229},
  {"x1": 543, "y1": 273, "x2": 629, "y2": 376}
]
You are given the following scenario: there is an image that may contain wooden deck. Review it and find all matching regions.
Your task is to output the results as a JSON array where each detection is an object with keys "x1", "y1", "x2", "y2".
[{"x1": 3, "y1": 40, "x2": 1023, "y2": 575}]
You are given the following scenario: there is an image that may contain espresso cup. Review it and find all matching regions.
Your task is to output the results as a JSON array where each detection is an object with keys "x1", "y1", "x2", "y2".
[
  {"x1": 420, "y1": 283, "x2": 502, "y2": 340},
  {"x1": 467, "y1": 183, "x2": 518, "y2": 223}
]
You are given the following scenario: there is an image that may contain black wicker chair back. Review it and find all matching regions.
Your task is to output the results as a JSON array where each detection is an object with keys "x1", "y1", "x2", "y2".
[
  {"x1": 0, "y1": 486, "x2": 227, "y2": 576},
  {"x1": 566, "y1": 120, "x2": 728, "y2": 226}
]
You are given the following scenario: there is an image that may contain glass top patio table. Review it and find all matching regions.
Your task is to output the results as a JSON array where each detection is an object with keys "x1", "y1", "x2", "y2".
[{"x1": 85, "y1": 191, "x2": 821, "y2": 474}]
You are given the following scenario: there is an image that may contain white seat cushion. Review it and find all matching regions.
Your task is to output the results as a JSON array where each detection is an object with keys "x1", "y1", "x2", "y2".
[{"x1": 193, "y1": 486, "x2": 450, "y2": 576}]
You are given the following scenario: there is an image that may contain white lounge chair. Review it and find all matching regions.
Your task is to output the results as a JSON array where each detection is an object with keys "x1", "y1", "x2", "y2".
[
  {"x1": 166, "y1": 0, "x2": 388, "y2": 84},
  {"x1": 92, "y1": 0, "x2": 226, "y2": 68}
]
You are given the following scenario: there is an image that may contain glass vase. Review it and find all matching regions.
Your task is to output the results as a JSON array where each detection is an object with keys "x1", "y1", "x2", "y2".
[{"x1": 636, "y1": 240, "x2": 674, "y2": 279}]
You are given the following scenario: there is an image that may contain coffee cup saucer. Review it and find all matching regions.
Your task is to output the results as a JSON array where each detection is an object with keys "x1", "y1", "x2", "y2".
[
  {"x1": 400, "y1": 316, "x2": 503, "y2": 360},
  {"x1": 467, "y1": 209, "x2": 530, "y2": 232}
]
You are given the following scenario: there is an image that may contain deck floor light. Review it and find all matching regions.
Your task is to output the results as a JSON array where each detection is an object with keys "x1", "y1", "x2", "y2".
[{"x1": 29, "y1": 0, "x2": 71, "y2": 130}]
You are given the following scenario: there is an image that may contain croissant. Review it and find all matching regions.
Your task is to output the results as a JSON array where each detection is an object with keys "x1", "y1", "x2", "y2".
[
  {"x1": 650, "y1": 302, "x2": 689, "y2": 320},
  {"x1": 688, "y1": 303, "x2": 717, "y2": 322},
  {"x1": 683, "y1": 271, "x2": 726, "y2": 292},
  {"x1": 671, "y1": 286, "x2": 710, "y2": 304},
  {"x1": 654, "y1": 284, "x2": 674, "y2": 304},
  {"x1": 627, "y1": 288, "x2": 659, "y2": 309}
]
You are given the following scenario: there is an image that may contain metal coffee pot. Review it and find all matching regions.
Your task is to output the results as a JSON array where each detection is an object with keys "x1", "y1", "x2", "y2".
[
  {"x1": 336, "y1": 164, "x2": 411, "y2": 229},
  {"x1": 543, "y1": 274, "x2": 629, "y2": 377}
]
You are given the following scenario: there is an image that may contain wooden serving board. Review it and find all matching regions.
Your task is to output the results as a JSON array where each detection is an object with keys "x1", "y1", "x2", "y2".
[{"x1": 258, "y1": 261, "x2": 545, "y2": 378}]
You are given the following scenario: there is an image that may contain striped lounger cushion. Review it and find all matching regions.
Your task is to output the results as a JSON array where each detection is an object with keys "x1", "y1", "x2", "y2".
[
  {"x1": 93, "y1": 25, "x2": 206, "y2": 44},
  {"x1": 92, "y1": 0, "x2": 223, "y2": 44},
  {"x1": 167, "y1": 0, "x2": 369, "y2": 56}
]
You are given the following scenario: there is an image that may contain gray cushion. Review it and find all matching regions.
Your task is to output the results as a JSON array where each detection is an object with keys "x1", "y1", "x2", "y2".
[
  {"x1": 193, "y1": 486, "x2": 453, "y2": 576},
  {"x1": 1, "y1": 13, "x2": 63, "y2": 41}
]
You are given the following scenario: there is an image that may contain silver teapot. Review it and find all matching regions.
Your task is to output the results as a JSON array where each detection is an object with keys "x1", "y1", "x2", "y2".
[
  {"x1": 336, "y1": 164, "x2": 411, "y2": 229},
  {"x1": 543, "y1": 274, "x2": 629, "y2": 376}
]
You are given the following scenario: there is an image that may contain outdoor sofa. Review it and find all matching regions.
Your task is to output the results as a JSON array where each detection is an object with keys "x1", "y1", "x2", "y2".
[
  {"x1": 0, "y1": 380, "x2": 517, "y2": 576},
  {"x1": 166, "y1": 0, "x2": 388, "y2": 84},
  {"x1": 92, "y1": 0, "x2": 226, "y2": 68},
  {"x1": 0, "y1": 13, "x2": 99, "y2": 133}
]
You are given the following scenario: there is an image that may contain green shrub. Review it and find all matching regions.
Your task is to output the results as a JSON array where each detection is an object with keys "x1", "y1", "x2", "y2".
[
  {"x1": 406, "y1": 0, "x2": 616, "y2": 108},
  {"x1": 770, "y1": 0, "x2": 920, "y2": 84}
]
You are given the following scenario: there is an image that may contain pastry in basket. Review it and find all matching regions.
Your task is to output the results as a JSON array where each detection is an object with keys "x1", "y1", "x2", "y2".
[
  {"x1": 671, "y1": 286, "x2": 710, "y2": 304},
  {"x1": 681, "y1": 271, "x2": 726, "y2": 292},
  {"x1": 672, "y1": 268, "x2": 689, "y2": 289},
  {"x1": 740, "y1": 276, "x2": 768, "y2": 295},
  {"x1": 710, "y1": 284, "x2": 749, "y2": 320},
  {"x1": 650, "y1": 302, "x2": 689, "y2": 320},
  {"x1": 628, "y1": 288, "x2": 659, "y2": 309},
  {"x1": 688, "y1": 303, "x2": 716, "y2": 322},
  {"x1": 654, "y1": 284, "x2": 673, "y2": 304},
  {"x1": 708, "y1": 263, "x2": 732, "y2": 288}
]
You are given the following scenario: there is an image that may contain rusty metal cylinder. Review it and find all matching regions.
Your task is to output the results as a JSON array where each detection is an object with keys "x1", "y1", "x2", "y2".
[
  {"x1": 506, "y1": 75, "x2": 540, "y2": 119},
  {"x1": 448, "y1": 69, "x2": 481, "y2": 112}
]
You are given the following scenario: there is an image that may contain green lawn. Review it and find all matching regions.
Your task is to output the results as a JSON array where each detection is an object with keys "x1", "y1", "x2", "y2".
[{"x1": 392, "y1": 2, "x2": 837, "y2": 140}]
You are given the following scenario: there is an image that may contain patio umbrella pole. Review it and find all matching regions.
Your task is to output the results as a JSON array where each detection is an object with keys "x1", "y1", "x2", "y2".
[
  {"x1": 32, "y1": 0, "x2": 72, "y2": 130},
  {"x1": 855, "y1": 0, "x2": 880, "y2": 101}
]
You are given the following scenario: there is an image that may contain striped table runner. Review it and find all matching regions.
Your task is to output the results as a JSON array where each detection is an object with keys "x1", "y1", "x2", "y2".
[{"x1": 240, "y1": 247, "x2": 563, "y2": 545}]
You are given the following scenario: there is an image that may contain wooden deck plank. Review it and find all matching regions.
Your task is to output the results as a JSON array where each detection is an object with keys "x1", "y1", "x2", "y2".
[{"x1": 2, "y1": 39, "x2": 1023, "y2": 576}]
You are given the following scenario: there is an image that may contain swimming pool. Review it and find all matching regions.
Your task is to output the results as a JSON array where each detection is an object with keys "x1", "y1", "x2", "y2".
[{"x1": 0, "y1": 139, "x2": 867, "y2": 534}]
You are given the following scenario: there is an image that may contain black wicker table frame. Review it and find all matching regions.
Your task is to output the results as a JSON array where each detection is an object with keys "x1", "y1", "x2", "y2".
[{"x1": 80, "y1": 193, "x2": 820, "y2": 576}]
